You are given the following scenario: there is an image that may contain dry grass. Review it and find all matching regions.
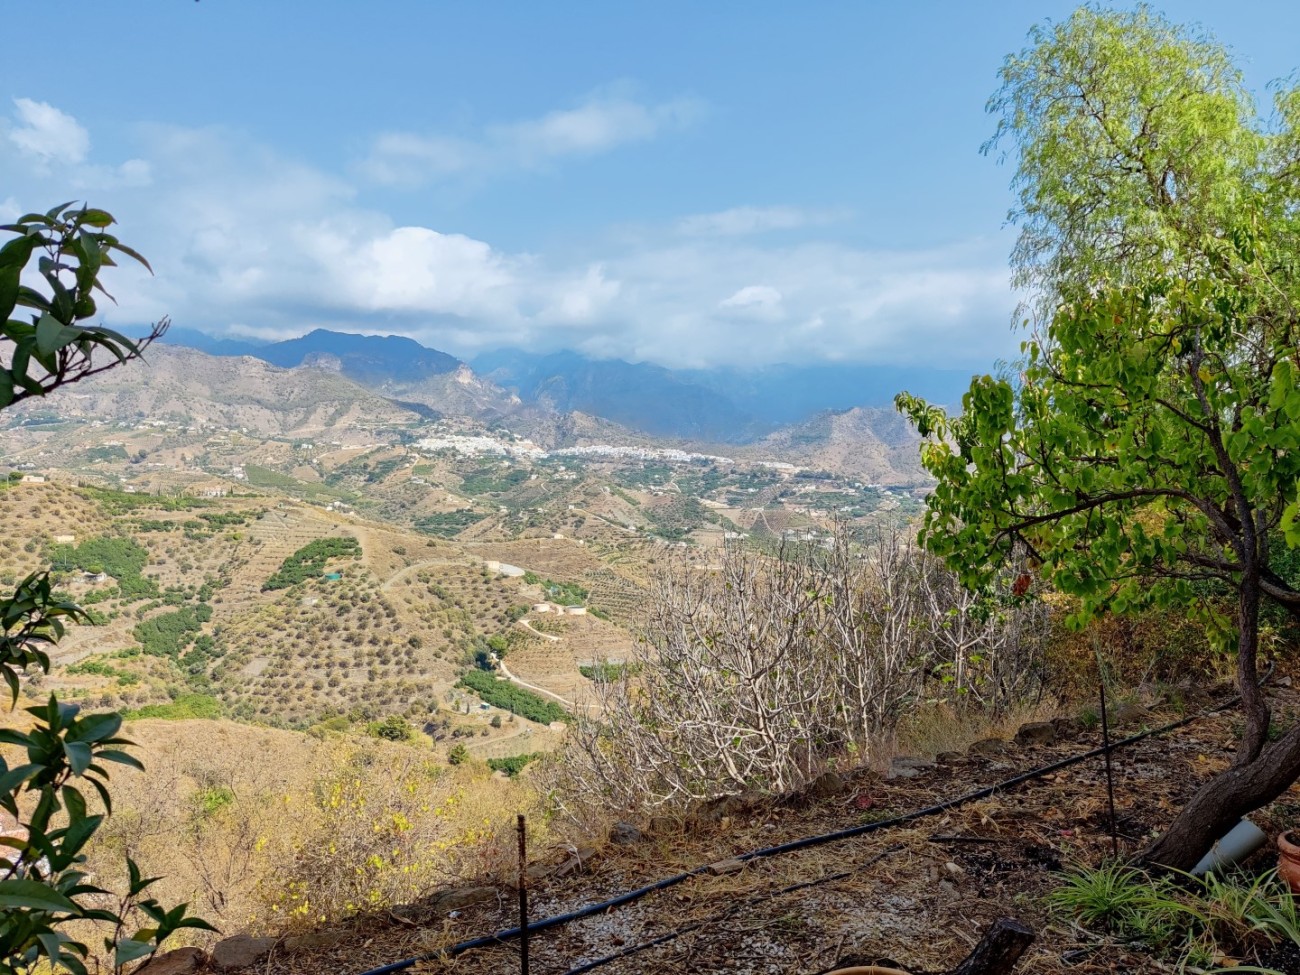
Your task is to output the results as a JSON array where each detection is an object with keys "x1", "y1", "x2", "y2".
[
  {"x1": 6, "y1": 716, "x2": 548, "y2": 948},
  {"x1": 890, "y1": 698, "x2": 1066, "y2": 763}
]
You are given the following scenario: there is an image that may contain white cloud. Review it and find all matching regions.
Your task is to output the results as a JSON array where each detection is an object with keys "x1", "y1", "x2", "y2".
[
  {"x1": 719, "y1": 285, "x2": 783, "y2": 311},
  {"x1": 361, "y1": 88, "x2": 705, "y2": 186},
  {"x1": 0, "y1": 106, "x2": 1017, "y2": 372},
  {"x1": 7, "y1": 98, "x2": 90, "y2": 165},
  {"x1": 677, "y1": 205, "x2": 842, "y2": 237}
]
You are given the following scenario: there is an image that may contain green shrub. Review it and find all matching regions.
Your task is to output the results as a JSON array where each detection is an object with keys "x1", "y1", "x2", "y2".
[
  {"x1": 579, "y1": 661, "x2": 640, "y2": 682},
  {"x1": 486, "y1": 753, "x2": 538, "y2": 777},
  {"x1": 125, "y1": 693, "x2": 224, "y2": 721},
  {"x1": 263, "y1": 536, "x2": 361, "y2": 590},
  {"x1": 193, "y1": 785, "x2": 236, "y2": 816},
  {"x1": 456, "y1": 670, "x2": 569, "y2": 724},
  {"x1": 447, "y1": 743, "x2": 469, "y2": 765},
  {"x1": 368, "y1": 715, "x2": 414, "y2": 741}
]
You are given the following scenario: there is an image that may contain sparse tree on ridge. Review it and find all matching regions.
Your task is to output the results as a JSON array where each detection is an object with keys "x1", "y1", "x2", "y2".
[{"x1": 898, "y1": 5, "x2": 1300, "y2": 871}]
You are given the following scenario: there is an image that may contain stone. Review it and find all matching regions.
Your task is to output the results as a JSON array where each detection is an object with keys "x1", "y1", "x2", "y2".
[
  {"x1": 284, "y1": 931, "x2": 350, "y2": 950},
  {"x1": 885, "y1": 765, "x2": 921, "y2": 781},
  {"x1": 694, "y1": 794, "x2": 752, "y2": 822},
  {"x1": 1113, "y1": 701, "x2": 1149, "y2": 725},
  {"x1": 430, "y1": 886, "x2": 497, "y2": 912},
  {"x1": 551, "y1": 841, "x2": 601, "y2": 879},
  {"x1": 1013, "y1": 721, "x2": 1056, "y2": 747},
  {"x1": 609, "y1": 821, "x2": 642, "y2": 845},
  {"x1": 808, "y1": 771, "x2": 847, "y2": 798},
  {"x1": 1050, "y1": 716, "x2": 1084, "y2": 738},
  {"x1": 526, "y1": 862, "x2": 556, "y2": 881},
  {"x1": 706, "y1": 857, "x2": 745, "y2": 875},
  {"x1": 890, "y1": 755, "x2": 935, "y2": 770},
  {"x1": 967, "y1": 738, "x2": 1009, "y2": 758},
  {"x1": 135, "y1": 948, "x2": 208, "y2": 975},
  {"x1": 212, "y1": 936, "x2": 277, "y2": 972}
]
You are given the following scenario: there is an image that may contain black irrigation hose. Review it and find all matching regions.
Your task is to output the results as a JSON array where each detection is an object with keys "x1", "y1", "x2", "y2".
[
  {"x1": 355, "y1": 688, "x2": 1244, "y2": 975},
  {"x1": 561, "y1": 844, "x2": 906, "y2": 975}
]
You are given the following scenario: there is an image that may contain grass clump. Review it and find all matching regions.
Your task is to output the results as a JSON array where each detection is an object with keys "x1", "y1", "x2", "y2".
[
  {"x1": 126, "y1": 693, "x2": 224, "y2": 721},
  {"x1": 1049, "y1": 861, "x2": 1300, "y2": 970}
]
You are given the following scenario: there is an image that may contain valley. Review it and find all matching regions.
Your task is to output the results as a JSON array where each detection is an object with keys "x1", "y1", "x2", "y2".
[{"x1": 0, "y1": 341, "x2": 930, "y2": 767}]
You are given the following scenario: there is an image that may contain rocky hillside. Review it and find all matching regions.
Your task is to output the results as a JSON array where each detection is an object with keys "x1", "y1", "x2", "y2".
[
  {"x1": 741, "y1": 406, "x2": 929, "y2": 484},
  {"x1": 5, "y1": 346, "x2": 422, "y2": 439}
]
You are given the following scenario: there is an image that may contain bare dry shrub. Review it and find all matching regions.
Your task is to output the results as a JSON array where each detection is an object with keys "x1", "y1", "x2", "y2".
[
  {"x1": 552, "y1": 524, "x2": 1049, "y2": 817},
  {"x1": 81, "y1": 721, "x2": 539, "y2": 937}
]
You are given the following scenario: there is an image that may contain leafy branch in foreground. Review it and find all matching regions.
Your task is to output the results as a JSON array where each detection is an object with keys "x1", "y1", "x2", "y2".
[
  {"x1": 1, "y1": 202, "x2": 168, "y2": 409},
  {"x1": 0, "y1": 206, "x2": 212, "y2": 971},
  {"x1": 0, "y1": 576, "x2": 216, "y2": 973}
]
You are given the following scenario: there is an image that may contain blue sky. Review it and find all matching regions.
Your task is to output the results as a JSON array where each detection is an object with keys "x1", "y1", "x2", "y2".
[{"x1": 2, "y1": 2, "x2": 1297, "y2": 371}]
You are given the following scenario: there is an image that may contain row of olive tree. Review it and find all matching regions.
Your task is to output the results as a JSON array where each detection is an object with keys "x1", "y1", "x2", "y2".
[{"x1": 552, "y1": 525, "x2": 1048, "y2": 815}]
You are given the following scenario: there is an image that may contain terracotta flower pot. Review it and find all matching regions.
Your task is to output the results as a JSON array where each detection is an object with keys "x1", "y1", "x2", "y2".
[{"x1": 1278, "y1": 830, "x2": 1300, "y2": 894}]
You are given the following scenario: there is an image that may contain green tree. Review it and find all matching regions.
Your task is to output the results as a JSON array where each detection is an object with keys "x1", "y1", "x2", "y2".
[
  {"x1": 0, "y1": 206, "x2": 211, "y2": 971},
  {"x1": 898, "y1": 6, "x2": 1300, "y2": 871}
]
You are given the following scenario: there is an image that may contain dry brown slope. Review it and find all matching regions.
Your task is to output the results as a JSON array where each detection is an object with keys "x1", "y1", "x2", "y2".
[
  {"x1": 742, "y1": 406, "x2": 929, "y2": 484},
  {"x1": 9, "y1": 346, "x2": 423, "y2": 438}
]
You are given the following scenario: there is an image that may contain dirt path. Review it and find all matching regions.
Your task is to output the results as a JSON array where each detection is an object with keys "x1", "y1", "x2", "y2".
[
  {"x1": 378, "y1": 556, "x2": 463, "y2": 592},
  {"x1": 463, "y1": 721, "x2": 532, "y2": 752},
  {"x1": 518, "y1": 618, "x2": 562, "y2": 642},
  {"x1": 496, "y1": 659, "x2": 574, "y2": 708}
]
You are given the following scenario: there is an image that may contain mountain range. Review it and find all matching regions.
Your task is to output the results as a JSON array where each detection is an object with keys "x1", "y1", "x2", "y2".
[{"x1": 159, "y1": 327, "x2": 976, "y2": 447}]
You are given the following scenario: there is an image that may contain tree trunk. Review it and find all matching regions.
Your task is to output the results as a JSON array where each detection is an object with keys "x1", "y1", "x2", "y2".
[
  {"x1": 1140, "y1": 567, "x2": 1297, "y2": 871},
  {"x1": 945, "y1": 917, "x2": 1035, "y2": 975},
  {"x1": 1142, "y1": 722, "x2": 1300, "y2": 870}
]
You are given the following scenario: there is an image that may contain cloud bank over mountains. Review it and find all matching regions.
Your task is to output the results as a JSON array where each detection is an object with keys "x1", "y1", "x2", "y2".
[{"x1": 0, "y1": 93, "x2": 1017, "y2": 371}]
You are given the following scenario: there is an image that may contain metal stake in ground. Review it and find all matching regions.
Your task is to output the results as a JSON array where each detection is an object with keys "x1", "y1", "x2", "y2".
[
  {"x1": 1098, "y1": 675, "x2": 1119, "y2": 857},
  {"x1": 518, "y1": 814, "x2": 530, "y2": 975}
]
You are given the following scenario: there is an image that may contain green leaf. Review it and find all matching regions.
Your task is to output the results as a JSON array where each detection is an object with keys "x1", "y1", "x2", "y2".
[
  {"x1": 0, "y1": 878, "x2": 81, "y2": 913},
  {"x1": 114, "y1": 938, "x2": 156, "y2": 968},
  {"x1": 70, "y1": 712, "x2": 121, "y2": 744},
  {"x1": 63, "y1": 741, "x2": 92, "y2": 776},
  {"x1": 78, "y1": 209, "x2": 114, "y2": 229},
  {"x1": 96, "y1": 749, "x2": 144, "y2": 772},
  {"x1": 34, "y1": 313, "x2": 76, "y2": 356}
]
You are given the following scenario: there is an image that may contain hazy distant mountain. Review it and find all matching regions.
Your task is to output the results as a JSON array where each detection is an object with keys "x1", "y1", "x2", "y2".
[
  {"x1": 163, "y1": 328, "x2": 461, "y2": 387},
  {"x1": 742, "y1": 406, "x2": 929, "y2": 484},
  {"x1": 253, "y1": 329, "x2": 461, "y2": 386},
  {"x1": 22, "y1": 345, "x2": 421, "y2": 438},
  {"x1": 474, "y1": 349, "x2": 764, "y2": 442},
  {"x1": 475, "y1": 349, "x2": 979, "y2": 439},
  {"x1": 159, "y1": 327, "x2": 267, "y2": 358},
  {"x1": 687, "y1": 363, "x2": 978, "y2": 424},
  {"x1": 160, "y1": 328, "x2": 978, "y2": 446}
]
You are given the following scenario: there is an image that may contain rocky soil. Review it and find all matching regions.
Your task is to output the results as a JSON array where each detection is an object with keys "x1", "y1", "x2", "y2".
[{"x1": 145, "y1": 683, "x2": 1300, "y2": 975}]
